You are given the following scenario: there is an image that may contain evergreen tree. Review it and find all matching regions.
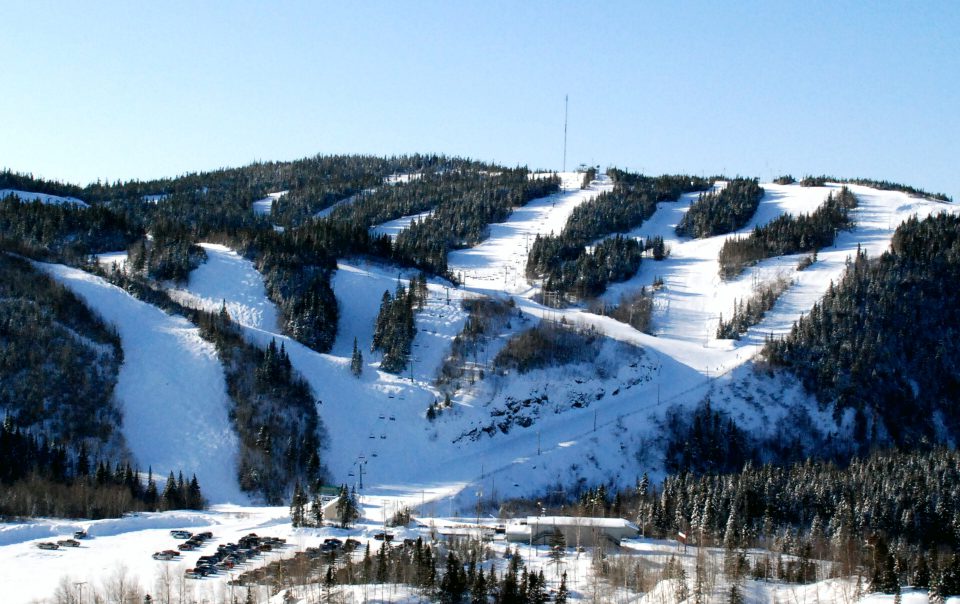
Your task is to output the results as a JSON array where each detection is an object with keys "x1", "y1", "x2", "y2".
[
  {"x1": 336, "y1": 484, "x2": 359, "y2": 528},
  {"x1": 186, "y1": 474, "x2": 203, "y2": 509},
  {"x1": 310, "y1": 492, "x2": 324, "y2": 527},
  {"x1": 471, "y1": 567, "x2": 488, "y2": 604},
  {"x1": 289, "y1": 481, "x2": 307, "y2": 527},
  {"x1": 439, "y1": 551, "x2": 467, "y2": 603},
  {"x1": 144, "y1": 468, "x2": 158, "y2": 508},
  {"x1": 350, "y1": 337, "x2": 363, "y2": 377},
  {"x1": 161, "y1": 471, "x2": 181, "y2": 510},
  {"x1": 555, "y1": 572, "x2": 569, "y2": 604}
]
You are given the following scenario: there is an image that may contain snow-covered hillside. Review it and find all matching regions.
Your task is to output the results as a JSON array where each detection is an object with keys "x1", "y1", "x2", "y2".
[
  {"x1": 7, "y1": 172, "x2": 959, "y2": 603},
  {"x1": 252, "y1": 191, "x2": 287, "y2": 216},
  {"x1": 1, "y1": 188, "x2": 87, "y2": 207},
  {"x1": 36, "y1": 263, "x2": 246, "y2": 504},
  {"x1": 37, "y1": 175, "x2": 957, "y2": 511}
]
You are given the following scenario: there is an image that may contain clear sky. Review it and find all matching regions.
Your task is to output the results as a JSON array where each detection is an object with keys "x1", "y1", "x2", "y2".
[{"x1": 2, "y1": 1, "x2": 958, "y2": 199}]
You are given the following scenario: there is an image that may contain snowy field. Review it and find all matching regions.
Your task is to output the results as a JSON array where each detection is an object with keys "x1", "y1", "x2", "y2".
[{"x1": 2, "y1": 497, "x2": 956, "y2": 603}]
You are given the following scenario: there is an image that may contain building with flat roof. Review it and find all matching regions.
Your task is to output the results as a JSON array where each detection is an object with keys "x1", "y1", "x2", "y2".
[{"x1": 504, "y1": 516, "x2": 639, "y2": 548}]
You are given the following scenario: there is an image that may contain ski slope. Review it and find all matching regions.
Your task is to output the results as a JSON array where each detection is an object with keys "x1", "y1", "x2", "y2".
[
  {"x1": 36, "y1": 263, "x2": 246, "y2": 504},
  {"x1": 170, "y1": 243, "x2": 279, "y2": 331},
  {"x1": 168, "y1": 178, "x2": 957, "y2": 506},
  {"x1": 448, "y1": 172, "x2": 613, "y2": 296},
  {"x1": 252, "y1": 190, "x2": 287, "y2": 216},
  {"x1": 1, "y1": 188, "x2": 87, "y2": 207},
  {"x1": 6, "y1": 177, "x2": 959, "y2": 603},
  {"x1": 38, "y1": 178, "x2": 957, "y2": 509}
]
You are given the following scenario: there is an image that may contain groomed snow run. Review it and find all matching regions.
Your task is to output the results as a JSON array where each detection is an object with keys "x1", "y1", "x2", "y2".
[
  {"x1": 1, "y1": 188, "x2": 87, "y2": 207},
  {"x1": 37, "y1": 263, "x2": 246, "y2": 504}
]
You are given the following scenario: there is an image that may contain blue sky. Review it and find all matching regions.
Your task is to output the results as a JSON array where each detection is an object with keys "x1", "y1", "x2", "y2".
[{"x1": 2, "y1": 1, "x2": 958, "y2": 199}]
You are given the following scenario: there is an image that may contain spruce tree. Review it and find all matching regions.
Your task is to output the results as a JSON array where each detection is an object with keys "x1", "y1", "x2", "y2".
[
  {"x1": 290, "y1": 481, "x2": 307, "y2": 527},
  {"x1": 310, "y1": 492, "x2": 324, "y2": 527},
  {"x1": 555, "y1": 572, "x2": 569, "y2": 604},
  {"x1": 351, "y1": 337, "x2": 363, "y2": 377}
]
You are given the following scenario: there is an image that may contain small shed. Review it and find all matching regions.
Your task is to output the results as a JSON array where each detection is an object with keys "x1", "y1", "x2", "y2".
[{"x1": 505, "y1": 516, "x2": 639, "y2": 548}]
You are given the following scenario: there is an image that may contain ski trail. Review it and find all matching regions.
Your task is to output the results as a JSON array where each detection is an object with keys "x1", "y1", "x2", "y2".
[
  {"x1": 448, "y1": 172, "x2": 613, "y2": 296},
  {"x1": 37, "y1": 263, "x2": 246, "y2": 504}
]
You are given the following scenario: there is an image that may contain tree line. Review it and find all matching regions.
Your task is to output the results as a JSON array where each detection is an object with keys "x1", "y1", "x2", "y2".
[
  {"x1": 718, "y1": 186, "x2": 857, "y2": 279},
  {"x1": 716, "y1": 276, "x2": 792, "y2": 339},
  {"x1": 0, "y1": 253, "x2": 123, "y2": 447},
  {"x1": 675, "y1": 178, "x2": 764, "y2": 238},
  {"x1": 763, "y1": 212, "x2": 960, "y2": 451},
  {"x1": 0, "y1": 416, "x2": 204, "y2": 518},
  {"x1": 372, "y1": 276, "x2": 427, "y2": 374},
  {"x1": 101, "y1": 267, "x2": 328, "y2": 503},
  {"x1": 526, "y1": 170, "x2": 709, "y2": 302},
  {"x1": 797, "y1": 174, "x2": 951, "y2": 202}
]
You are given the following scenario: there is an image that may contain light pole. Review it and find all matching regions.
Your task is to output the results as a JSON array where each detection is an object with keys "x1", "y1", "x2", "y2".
[
  {"x1": 476, "y1": 489, "x2": 482, "y2": 528},
  {"x1": 74, "y1": 582, "x2": 85, "y2": 604}
]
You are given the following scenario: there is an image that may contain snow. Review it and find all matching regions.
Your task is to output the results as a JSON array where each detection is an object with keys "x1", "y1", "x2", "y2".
[
  {"x1": 95, "y1": 250, "x2": 129, "y2": 269},
  {"x1": 370, "y1": 209, "x2": 435, "y2": 239},
  {"x1": 161, "y1": 178, "x2": 959, "y2": 507},
  {"x1": 4, "y1": 501, "x2": 956, "y2": 603},
  {"x1": 35, "y1": 262, "x2": 246, "y2": 505},
  {"x1": 448, "y1": 172, "x2": 613, "y2": 296},
  {"x1": 170, "y1": 243, "x2": 279, "y2": 331},
  {"x1": 0, "y1": 188, "x2": 87, "y2": 207},
  {"x1": 142, "y1": 193, "x2": 170, "y2": 203},
  {"x1": 6, "y1": 176, "x2": 959, "y2": 602},
  {"x1": 252, "y1": 190, "x2": 287, "y2": 216},
  {"x1": 314, "y1": 189, "x2": 371, "y2": 218},
  {"x1": 384, "y1": 172, "x2": 422, "y2": 185}
]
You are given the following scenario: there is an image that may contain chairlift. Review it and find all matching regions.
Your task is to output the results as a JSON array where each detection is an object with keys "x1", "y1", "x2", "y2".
[
  {"x1": 369, "y1": 434, "x2": 376, "y2": 439},
  {"x1": 379, "y1": 414, "x2": 385, "y2": 420},
  {"x1": 389, "y1": 415, "x2": 396, "y2": 421},
  {"x1": 380, "y1": 434, "x2": 386, "y2": 439}
]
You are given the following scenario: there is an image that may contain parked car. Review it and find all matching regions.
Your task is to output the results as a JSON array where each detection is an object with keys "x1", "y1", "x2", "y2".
[
  {"x1": 152, "y1": 551, "x2": 177, "y2": 561},
  {"x1": 37, "y1": 542, "x2": 59, "y2": 550},
  {"x1": 57, "y1": 539, "x2": 80, "y2": 547},
  {"x1": 73, "y1": 530, "x2": 88, "y2": 539},
  {"x1": 170, "y1": 530, "x2": 193, "y2": 539}
]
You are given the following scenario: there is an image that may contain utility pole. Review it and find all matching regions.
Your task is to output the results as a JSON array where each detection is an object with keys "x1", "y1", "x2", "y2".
[{"x1": 563, "y1": 94, "x2": 568, "y2": 173}]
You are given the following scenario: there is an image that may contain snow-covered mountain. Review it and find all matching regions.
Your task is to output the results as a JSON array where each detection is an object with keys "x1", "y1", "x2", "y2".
[
  {"x1": 3, "y1": 166, "x2": 959, "y2": 603},
  {"x1": 29, "y1": 172, "x2": 955, "y2": 509}
]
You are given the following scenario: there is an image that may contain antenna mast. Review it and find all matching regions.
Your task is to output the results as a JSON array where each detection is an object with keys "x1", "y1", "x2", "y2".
[{"x1": 562, "y1": 94, "x2": 568, "y2": 172}]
